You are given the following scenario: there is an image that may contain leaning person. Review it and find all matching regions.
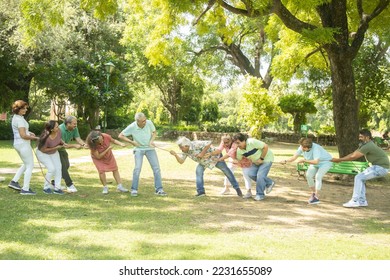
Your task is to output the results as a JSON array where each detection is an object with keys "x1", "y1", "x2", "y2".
[
  {"x1": 118, "y1": 112, "x2": 167, "y2": 197},
  {"x1": 86, "y1": 130, "x2": 128, "y2": 194},
  {"x1": 281, "y1": 138, "x2": 332, "y2": 204},
  {"x1": 8, "y1": 100, "x2": 39, "y2": 195},
  {"x1": 58, "y1": 116, "x2": 87, "y2": 193},
  {"x1": 170, "y1": 136, "x2": 243, "y2": 197},
  {"x1": 233, "y1": 133, "x2": 275, "y2": 201},
  {"x1": 209, "y1": 134, "x2": 253, "y2": 198},
  {"x1": 332, "y1": 129, "x2": 389, "y2": 208},
  {"x1": 36, "y1": 120, "x2": 65, "y2": 195}
]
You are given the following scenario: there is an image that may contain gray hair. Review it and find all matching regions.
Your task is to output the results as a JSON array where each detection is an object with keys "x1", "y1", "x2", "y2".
[
  {"x1": 176, "y1": 136, "x2": 191, "y2": 147},
  {"x1": 135, "y1": 112, "x2": 146, "y2": 121},
  {"x1": 65, "y1": 116, "x2": 77, "y2": 124}
]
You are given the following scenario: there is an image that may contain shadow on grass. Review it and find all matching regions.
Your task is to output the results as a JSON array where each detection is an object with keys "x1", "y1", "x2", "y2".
[{"x1": 1, "y1": 148, "x2": 389, "y2": 259}]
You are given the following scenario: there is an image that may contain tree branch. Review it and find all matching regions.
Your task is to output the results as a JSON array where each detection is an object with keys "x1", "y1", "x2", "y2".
[
  {"x1": 193, "y1": 0, "x2": 216, "y2": 25},
  {"x1": 350, "y1": 0, "x2": 390, "y2": 57}
]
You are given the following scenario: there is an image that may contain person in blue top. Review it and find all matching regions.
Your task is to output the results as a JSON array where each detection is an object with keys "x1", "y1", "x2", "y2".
[
  {"x1": 233, "y1": 133, "x2": 275, "y2": 201},
  {"x1": 118, "y1": 112, "x2": 167, "y2": 197},
  {"x1": 281, "y1": 137, "x2": 332, "y2": 205}
]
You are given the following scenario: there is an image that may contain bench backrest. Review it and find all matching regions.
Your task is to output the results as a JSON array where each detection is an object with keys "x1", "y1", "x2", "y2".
[{"x1": 297, "y1": 161, "x2": 369, "y2": 175}]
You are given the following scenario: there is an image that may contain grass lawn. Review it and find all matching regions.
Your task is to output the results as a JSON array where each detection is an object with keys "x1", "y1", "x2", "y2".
[{"x1": 0, "y1": 140, "x2": 389, "y2": 260}]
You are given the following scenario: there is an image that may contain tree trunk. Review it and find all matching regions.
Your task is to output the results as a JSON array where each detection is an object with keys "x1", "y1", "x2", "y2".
[{"x1": 327, "y1": 51, "x2": 360, "y2": 157}]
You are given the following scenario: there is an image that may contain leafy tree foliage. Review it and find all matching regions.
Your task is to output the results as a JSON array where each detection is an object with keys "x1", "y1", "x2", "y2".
[
  {"x1": 239, "y1": 76, "x2": 281, "y2": 138},
  {"x1": 279, "y1": 94, "x2": 317, "y2": 133}
]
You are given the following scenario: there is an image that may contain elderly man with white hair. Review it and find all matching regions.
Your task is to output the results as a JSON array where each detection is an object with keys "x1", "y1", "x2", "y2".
[
  {"x1": 119, "y1": 112, "x2": 167, "y2": 197},
  {"x1": 170, "y1": 136, "x2": 243, "y2": 197}
]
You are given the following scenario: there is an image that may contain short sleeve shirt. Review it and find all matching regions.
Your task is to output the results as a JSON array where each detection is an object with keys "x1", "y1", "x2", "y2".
[
  {"x1": 39, "y1": 131, "x2": 63, "y2": 155},
  {"x1": 180, "y1": 140, "x2": 220, "y2": 169},
  {"x1": 358, "y1": 141, "x2": 389, "y2": 169},
  {"x1": 58, "y1": 123, "x2": 80, "y2": 143},
  {"x1": 236, "y1": 138, "x2": 274, "y2": 162},
  {"x1": 121, "y1": 120, "x2": 156, "y2": 150},
  {"x1": 58, "y1": 123, "x2": 81, "y2": 151},
  {"x1": 12, "y1": 114, "x2": 30, "y2": 145},
  {"x1": 295, "y1": 143, "x2": 332, "y2": 167}
]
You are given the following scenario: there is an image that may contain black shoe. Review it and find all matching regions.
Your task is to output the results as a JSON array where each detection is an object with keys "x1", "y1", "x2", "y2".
[
  {"x1": 195, "y1": 192, "x2": 206, "y2": 197},
  {"x1": 8, "y1": 181, "x2": 22, "y2": 191},
  {"x1": 236, "y1": 188, "x2": 243, "y2": 197}
]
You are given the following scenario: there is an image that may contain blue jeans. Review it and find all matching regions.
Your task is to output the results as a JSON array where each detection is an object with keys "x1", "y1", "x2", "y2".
[
  {"x1": 132, "y1": 149, "x2": 163, "y2": 192},
  {"x1": 243, "y1": 162, "x2": 273, "y2": 197},
  {"x1": 196, "y1": 161, "x2": 239, "y2": 194},
  {"x1": 352, "y1": 165, "x2": 389, "y2": 202}
]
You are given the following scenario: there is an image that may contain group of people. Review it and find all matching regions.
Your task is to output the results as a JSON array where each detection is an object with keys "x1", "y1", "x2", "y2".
[
  {"x1": 8, "y1": 100, "x2": 389, "y2": 208},
  {"x1": 8, "y1": 100, "x2": 87, "y2": 195}
]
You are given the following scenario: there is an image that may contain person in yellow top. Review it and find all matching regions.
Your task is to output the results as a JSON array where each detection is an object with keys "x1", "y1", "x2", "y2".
[{"x1": 233, "y1": 133, "x2": 275, "y2": 201}]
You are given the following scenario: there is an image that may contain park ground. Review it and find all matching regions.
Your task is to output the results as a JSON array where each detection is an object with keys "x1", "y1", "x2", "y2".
[{"x1": 0, "y1": 140, "x2": 389, "y2": 260}]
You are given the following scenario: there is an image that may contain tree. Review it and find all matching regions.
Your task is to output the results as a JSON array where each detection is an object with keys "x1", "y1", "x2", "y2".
[
  {"x1": 238, "y1": 76, "x2": 281, "y2": 138},
  {"x1": 279, "y1": 94, "x2": 317, "y2": 133},
  {"x1": 118, "y1": 0, "x2": 389, "y2": 156},
  {"x1": 212, "y1": 0, "x2": 389, "y2": 156}
]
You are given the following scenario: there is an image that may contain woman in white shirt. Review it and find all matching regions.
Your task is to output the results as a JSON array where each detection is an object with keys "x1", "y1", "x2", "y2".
[{"x1": 9, "y1": 100, "x2": 39, "y2": 195}]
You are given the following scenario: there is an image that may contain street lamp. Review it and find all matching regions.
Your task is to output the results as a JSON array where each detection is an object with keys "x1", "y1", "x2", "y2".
[{"x1": 103, "y1": 62, "x2": 115, "y2": 132}]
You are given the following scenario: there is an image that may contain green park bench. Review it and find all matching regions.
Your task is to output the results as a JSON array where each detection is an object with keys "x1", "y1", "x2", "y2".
[{"x1": 296, "y1": 161, "x2": 369, "y2": 180}]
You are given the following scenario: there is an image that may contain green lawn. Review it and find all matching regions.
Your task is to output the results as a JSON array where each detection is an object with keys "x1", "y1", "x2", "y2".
[{"x1": 0, "y1": 140, "x2": 389, "y2": 260}]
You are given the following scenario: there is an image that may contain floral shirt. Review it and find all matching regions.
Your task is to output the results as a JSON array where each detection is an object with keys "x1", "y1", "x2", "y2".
[{"x1": 180, "y1": 140, "x2": 220, "y2": 169}]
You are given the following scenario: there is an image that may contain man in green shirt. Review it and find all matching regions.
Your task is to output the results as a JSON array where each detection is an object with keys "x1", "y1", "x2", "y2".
[
  {"x1": 233, "y1": 133, "x2": 275, "y2": 201},
  {"x1": 332, "y1": 129, "x2": 389, "y2": 208},
  {"x1": 58, "y1": 116, "x2": 87, "y2": 193}
]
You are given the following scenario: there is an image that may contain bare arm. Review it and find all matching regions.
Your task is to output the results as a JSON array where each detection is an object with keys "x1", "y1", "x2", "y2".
[
  {"x1": 91, "y1": 146, "x2": 113, "y2": 160},
  {"x1": 170, "y1": 150, "x2": 185, "y2": 164},
  {"x1": 332, "y1": 150, "x2": 364, "y2": 162},
  {"x1": 118, "y1": 132, "x2": 139, "y2": 147},
  {"x1": 18, "y1": 127, "x2": 38, "y2": 141}
]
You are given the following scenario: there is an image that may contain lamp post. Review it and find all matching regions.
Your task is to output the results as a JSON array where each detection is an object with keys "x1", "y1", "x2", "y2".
[{"x1": 103, "y1": 62, "x2": 115, "y2": 132}]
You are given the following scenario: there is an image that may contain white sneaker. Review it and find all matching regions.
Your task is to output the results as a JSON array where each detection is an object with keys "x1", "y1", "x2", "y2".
[
  {"x1": 265, "y1": 181, "x2": 275, "y2": 194},
  {"x1": 359, "y1": 200, "x2": 368, "y2": 207},
  {"x1": 220, "y1": 187, "x2": 230, "y2": 195},
  {"x1": 254, "y1": 195, "x2": 265, "y2": 201},
  {"x1": 343, "y1": 199, "x2": 360, "y2": 208},
  {"x1": 117, "y1": 185, "x2": 129, "y2": 192},
  {"x1": 243, "y1": 190, "x2": 252, "y2": 199},
  {"x1": 67, "y1": 184, "x2": 78, "y2": 193},
  {"x1": 102, "y1": 186, "x2": 109, "y2": 194},
  {"x1": 131, "y1": 190, "x2": 138, "y2": 197}
]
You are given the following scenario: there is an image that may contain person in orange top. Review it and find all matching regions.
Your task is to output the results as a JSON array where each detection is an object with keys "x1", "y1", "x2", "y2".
[{"x1": 86, "y1": 130, "x2": 128, "y2": 194}]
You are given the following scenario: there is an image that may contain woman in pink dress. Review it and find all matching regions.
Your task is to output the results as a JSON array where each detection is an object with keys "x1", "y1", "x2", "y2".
[{"x1": 86, "y1": 130, "x2": 128, "y2": 194}]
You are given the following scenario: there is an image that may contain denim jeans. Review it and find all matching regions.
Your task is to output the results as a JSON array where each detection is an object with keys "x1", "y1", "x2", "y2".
[
  {"x1": 352, "y1": 165, "x2": 389, "y2": 202},
  {"x1": 196, "y1": 161, "x2": 239, "y2": 194},
  {"x1": 243, "y1": 162, "x2": 273, "y2": 197},
  {"x1": 132, "y1": 149, "x2": 163, "y2": 191}
]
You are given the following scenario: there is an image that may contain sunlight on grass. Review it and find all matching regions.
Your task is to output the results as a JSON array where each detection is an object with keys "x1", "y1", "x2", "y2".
[{"x1": 1, "y1": 140, "x2": 390, "y2": 260}]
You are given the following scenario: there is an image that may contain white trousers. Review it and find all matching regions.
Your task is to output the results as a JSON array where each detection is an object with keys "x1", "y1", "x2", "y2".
[
  {"x1": 12, "y1": 142, "x2": 34, "y2": 191},
  {"x1": 224, "y1": 162, "x2": 252, "y2": 190},
  {"x1": 35, "y1": 149, "x2": 62, "y2": 189}
]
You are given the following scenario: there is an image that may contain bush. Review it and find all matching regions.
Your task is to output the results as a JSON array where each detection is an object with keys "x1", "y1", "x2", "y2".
[
  {"x1": 200, "y1": 121, "x2": 240, "y2": 133},
  {"x1": 0, "y1": 121, "x2": 13, "y2": 140}
]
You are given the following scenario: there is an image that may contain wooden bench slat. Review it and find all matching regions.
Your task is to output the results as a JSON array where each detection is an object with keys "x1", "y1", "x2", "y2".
[{"x1": 296, "y1": 161, "x2": 369, "y2": 179}]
